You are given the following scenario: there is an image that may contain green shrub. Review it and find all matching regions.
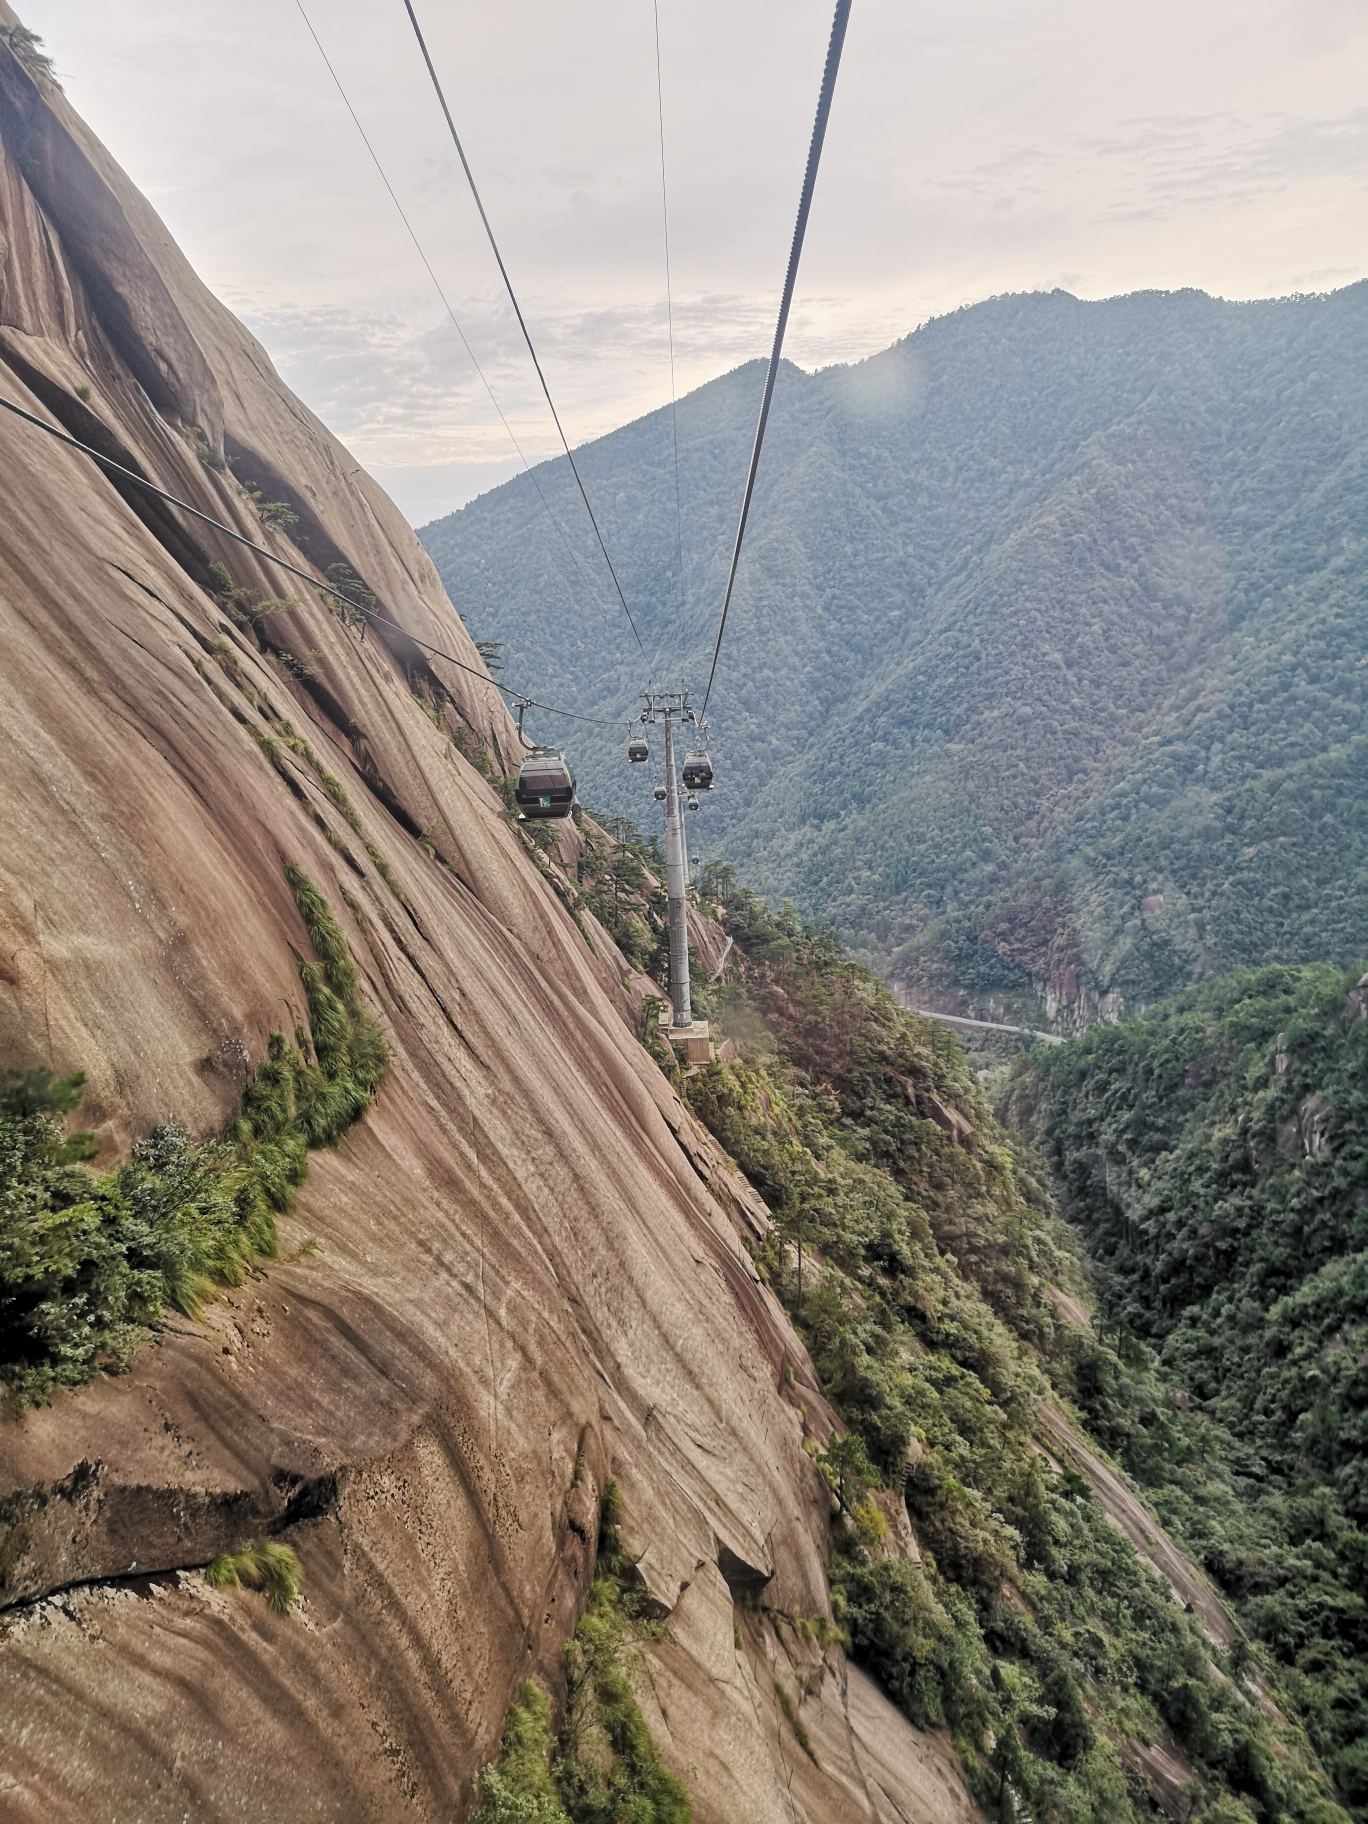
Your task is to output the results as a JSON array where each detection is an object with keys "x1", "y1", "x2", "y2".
[
  {"x1": 471, "y1": 1767, "x2": 570, "y2": 1824},
  {"x1": 574, "y1": 811, "x2": 668, "y2": 976},
  {"x1": 0, "y1": 867, "x2": 385, "y2": 1404},
  {"x1": 324, "y1": 563, "x2": 375, "y2": 636},
  {"x1": 830, "y1": 1557, "x2": 958, "y2": 1727},
  {"x1": 635, "y1": 996, "x2": 678, "y2": 1080},
  {"x1": 0, "y1": 1067, "x2": 88, "y2": 1122},
  {"x1": 475, "y1": 1485, "x2": 690, "y2": 1824},
  {"x1": 552, "y1": 1482, "x2": 690, "y2": 1824},
  {"x1": 205, "y1": 1540, "x2": 301, "y2": 1614}
]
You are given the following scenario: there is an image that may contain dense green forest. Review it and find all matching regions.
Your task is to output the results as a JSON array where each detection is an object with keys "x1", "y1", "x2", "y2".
[
  {"x1": 659, "y1": 877, "x2": 1353, "y2": 1822},
  {"x1": 1004, "y1": 964, "x2": 1368, "y2": 1811},
  {"x1": 419, "y1": 284, "x2": 1368, "y2": 1026}
]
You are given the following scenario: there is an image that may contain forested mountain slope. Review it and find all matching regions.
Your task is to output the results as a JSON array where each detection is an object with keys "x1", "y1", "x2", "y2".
[
  {"x1": 675, "y1": 884, "x2": 1357, "y2": 1823},
  {"x1": 420, "y1": 286, "x2": 1368, "y2": 1029},
  {"x1": 1003, "y1": 963, "x2": 1368, "y2": 1813}
]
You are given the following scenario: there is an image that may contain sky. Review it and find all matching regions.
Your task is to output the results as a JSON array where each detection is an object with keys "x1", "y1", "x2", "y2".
[{"x1": 18, "y1": 0, "x2": 1368, "y2": 525}]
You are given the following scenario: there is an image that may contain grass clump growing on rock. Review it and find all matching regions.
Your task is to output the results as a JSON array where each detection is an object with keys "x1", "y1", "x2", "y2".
[
  {"x1": 471, "y1": 1682, "x2": 572, "y2": 1824},
  {"x1": 0, "y1": 866, "x2": 385, "y2": 1404},
  {"x1": 474, "y1": 1483, "x2": 689, "y2": 1824},
  {"x1": 205, "y1": 1540, "x2": 302, "y2": 1614},
  {"x1": 554, "y1": 1481, "x2": 690, "y2": 1824}
]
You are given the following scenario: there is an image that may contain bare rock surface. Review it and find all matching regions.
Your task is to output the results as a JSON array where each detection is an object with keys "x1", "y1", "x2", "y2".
[{"x1": 0, "y1": 15, "x2": 979, "y2": 1819}]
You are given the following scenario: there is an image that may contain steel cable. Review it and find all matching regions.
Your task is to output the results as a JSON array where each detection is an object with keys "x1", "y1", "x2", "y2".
[
  {"x1": 701, "y1": 0, "x2": 852, "y2": 716},
  {"x1": 0, "y1": 393, "x2": 616, "y2": 727},
  {"x1": 401, "y1": 0, "x2": 651, "y2": 669},
  {"x1": 294, "y1": 0, "x2": 621, "y2": 654},
  {"x1": 652, "y1": 0, "x2": 687, "y2": 672}
]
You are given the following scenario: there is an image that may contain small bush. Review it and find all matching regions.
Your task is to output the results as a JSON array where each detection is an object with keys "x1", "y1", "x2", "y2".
[
  {"x1": 1, "y1": 1068, "x2": 87, "y2": 1122},
  {"x1": 831, "y1": 1557, "x2": 957, "y2": 1728},
  {"x1": 471, "y1": 1683, "x2": 571, "y2": 1824},
  {"x1": 547, "y1": 1482, "x2": 690, "y2": 1824},
  {"x1": 635, "y1": 996, "x2": 678, "y2": 1081},
  {"x1": 0, "y1": 868, "x2": 386, "y2": 1403},
  {"x1": 473, "y1": 1488, "x2": 690, "y2": 1822},
  {"x1": 472, "y1": 1483, "x2": 691, "y2": 1824},
  {"x1": 205, "y1": 1540, "x2": 301, "y2": 1614},
  {"x1": 324, "y1": 563, "x2": 375, "y2": 635}
]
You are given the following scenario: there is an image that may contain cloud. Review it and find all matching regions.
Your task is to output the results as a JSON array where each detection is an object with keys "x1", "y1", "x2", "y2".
[
  {"x1": 25, "y1": 0, "x2": 1366, "y2": 516},
  {"x1": 938, "y1": 106, "x2": 1368, "y2": 222},
  {"x1": 241, "y1": 289, "x2": 804, "y2": 478}
]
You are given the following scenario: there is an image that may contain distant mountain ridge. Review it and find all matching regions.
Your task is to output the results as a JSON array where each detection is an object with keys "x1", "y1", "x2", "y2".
[{"x1": 419, "y1": 284, "x2": 1368, "y2": 1027}]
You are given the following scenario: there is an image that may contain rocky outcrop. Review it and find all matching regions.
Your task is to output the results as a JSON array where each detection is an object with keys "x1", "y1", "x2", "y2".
[{"x1": 0, "y1": 11, "x2": 979, "y2": 1818}]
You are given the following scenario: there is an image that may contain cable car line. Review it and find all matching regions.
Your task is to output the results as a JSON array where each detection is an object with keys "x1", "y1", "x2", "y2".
[
  {"x1": 0, "y1": 394, "x2": 615, "y2": 728},
  {"x1": 293, "y1": 0, "x2": 623, "y2": 659},
  {"x1": 700, "y1": 0, "x2": 852, "y2": 717},
  {"x1": 652, "y1": 0, "x2": 687, "y2": 658},
  {"x1": 400, "y1": 0, "x2": 651, "y2": 669}
]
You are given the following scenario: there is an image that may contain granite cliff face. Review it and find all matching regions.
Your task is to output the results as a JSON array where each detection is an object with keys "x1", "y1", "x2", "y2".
[{"x1": 0, "y1": 14, "x2": 978, "y2": 1820}]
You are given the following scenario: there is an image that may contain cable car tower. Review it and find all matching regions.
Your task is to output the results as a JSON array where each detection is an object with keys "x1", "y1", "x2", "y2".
[{"x1": 637, "y1": 690, "x2": 711, "y2": 1029}]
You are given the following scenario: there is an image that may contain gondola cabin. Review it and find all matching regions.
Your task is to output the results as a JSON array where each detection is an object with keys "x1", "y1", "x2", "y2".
[
  {"x1": 682, "y1": 749, "x2": 714, "y2": 791},
  {"x1": 514, "y1": 748, "x2": 576, "y2": 820},
  {"x1": 627, "y1": 734, "x2": 650, "y2": 763}
]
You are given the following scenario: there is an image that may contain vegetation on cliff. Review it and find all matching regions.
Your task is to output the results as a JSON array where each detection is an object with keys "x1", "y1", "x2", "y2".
[
  {"x1": 0, "y1": 866, "x2": 385, "y2": 1404},
  {"x1": 1006, "y1": 965, "x2": 1368, "y2": 1812},
  {"x1": 204, "y1": 1539, "x2": 303, "y2": 1616},
  {"x1": 574, "y1": 811, "x2": 668, "y2": 980},
  {"x1": 473, "y1": 1482, "x2": 690, "y2": 1824},
  {"x1": 680, "y1": 875, "x2": 1347, "y2": 1822}
]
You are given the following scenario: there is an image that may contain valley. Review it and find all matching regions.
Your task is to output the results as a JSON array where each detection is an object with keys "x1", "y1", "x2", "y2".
[
  {"x1": 0, "y1": 7, "x2": 1364, "y2": 1823},
  {"x1": 421, "y1": 287, "x2": 1368, "y2": 1030}
]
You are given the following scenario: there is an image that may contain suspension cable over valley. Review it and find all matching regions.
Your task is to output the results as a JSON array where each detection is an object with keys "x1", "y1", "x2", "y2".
[
  {"x1": 0, "y1": 393, "x2": 615, "y2": 728},
  {"x1": 401, "y1": 0, "x2": 650, "y2": 668},
  {"x1": 293, "y1": 0, "x2": 623, "y2": 656},
  {"x1": 701, "y1": 0, "x2": 852, "y2": 716}
]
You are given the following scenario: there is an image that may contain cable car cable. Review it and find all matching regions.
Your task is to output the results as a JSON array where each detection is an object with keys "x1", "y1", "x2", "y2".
[
  {"x1": 293, "y1": 0, "x2": 622, "y2": 656},
  {"x1": 400, "y1": 0, "x2": 651, "y2": 669},
  {"x1": 652, "y1": 0, "x2": 686, "y2": 658},
  {"x1": 700, "y1": 0, "x2": 852, "y2": 717},
  {"x1": 0, "y1": 393, "x2": 615, "y2": 728}
]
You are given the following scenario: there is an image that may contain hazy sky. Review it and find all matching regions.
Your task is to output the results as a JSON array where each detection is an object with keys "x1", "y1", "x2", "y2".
[{"x1": 19, "y1": 0, "x2": 1368, "y2": 524}]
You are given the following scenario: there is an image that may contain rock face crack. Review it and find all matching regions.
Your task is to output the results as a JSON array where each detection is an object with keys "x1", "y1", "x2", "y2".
[
  {"x1": 0, "y1": 1460, "x2": 338, "y2": 1609},
  {"x1": 716, "y1": 1539, "x2": 774, "y2": 1604}
]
